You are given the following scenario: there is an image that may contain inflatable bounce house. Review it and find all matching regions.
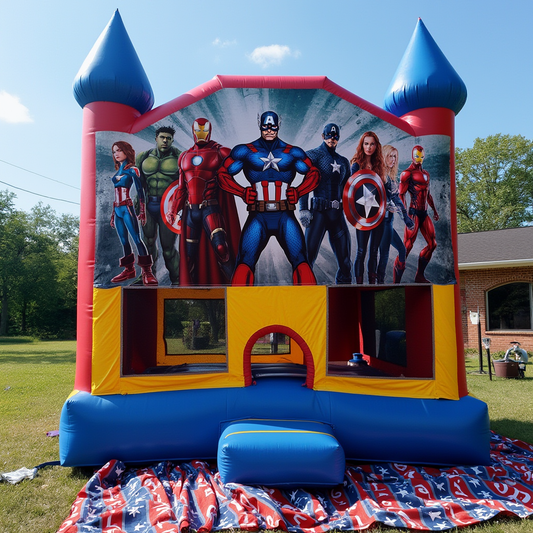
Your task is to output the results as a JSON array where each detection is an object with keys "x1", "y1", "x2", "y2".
[{"x1": 60, "y1": 11, "x2": 490, "y2": 485}]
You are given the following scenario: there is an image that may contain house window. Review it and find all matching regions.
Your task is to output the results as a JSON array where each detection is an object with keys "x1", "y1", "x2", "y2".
[{"x1": 487, "y1": 283, "x2": 532, "y2": 330}]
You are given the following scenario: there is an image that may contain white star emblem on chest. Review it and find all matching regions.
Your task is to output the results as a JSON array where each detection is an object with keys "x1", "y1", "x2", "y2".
[
  {"x1": 331, "y1": 160, "x2": 341, "y2": 173},
  {"x1": 260, "y1": 152, "x2": 282, "y2": 171}
]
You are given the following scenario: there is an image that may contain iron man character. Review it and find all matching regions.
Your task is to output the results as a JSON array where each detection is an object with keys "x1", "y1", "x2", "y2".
[
  {"x1": 393, "y1": 145, "x2": 439, "y2": 283},
  {"x1": 166, "y1": 118, "x2": 238, "y2": 285}
]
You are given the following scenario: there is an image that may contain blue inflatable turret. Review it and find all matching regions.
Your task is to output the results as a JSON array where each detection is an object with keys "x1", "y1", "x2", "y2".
[
  {"x1": 383, "y1": 18, "x2": 466, "y2": 117},
  {"x1": 73, "y1": 10, "x2": 154, "y2": 114}
]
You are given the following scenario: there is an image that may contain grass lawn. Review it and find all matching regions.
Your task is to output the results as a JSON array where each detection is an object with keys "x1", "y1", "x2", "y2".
[
  {"x1": 0, "y1": 338, "x2": 90, "y2": 533},
  {"x1": 465, "y1": 354, "x2": 533, "y2": 445},
  {"x1": 166, "y1": 337, "x2": 226, "y2": 354},
  {"x1": 1, "y1": 340, "x2": 533, "y2": 532}
]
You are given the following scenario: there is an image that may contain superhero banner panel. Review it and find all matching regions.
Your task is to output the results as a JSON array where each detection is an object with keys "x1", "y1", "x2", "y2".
[{"x1": 94, "y1": 88, "x2": 455, "y2": 288}]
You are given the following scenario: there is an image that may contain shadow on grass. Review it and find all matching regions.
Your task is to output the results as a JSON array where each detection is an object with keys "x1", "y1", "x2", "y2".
[
  {"x1": 471, "y1": 374, "x2": 533, "y2": 382},
  {"x1": 0, "y1": 336, "x2": 36, "y2": 344},
  {"x1": 69, "y1": 466, "x2": 96, "y2": 481},
  {"x1": 0, "y1": 352, "x2": 76, "y2": 364},
  {"x1": 492, "y1": 419, "x2": 533, "y2": 445}
]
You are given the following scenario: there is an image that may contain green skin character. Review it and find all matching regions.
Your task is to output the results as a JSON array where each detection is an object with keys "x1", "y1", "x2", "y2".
[{"x1": 136, "y1": 132, "x2": 181, "y2": 284}]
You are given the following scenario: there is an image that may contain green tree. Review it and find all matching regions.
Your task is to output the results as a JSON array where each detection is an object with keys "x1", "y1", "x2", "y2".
[
  {"x1": 0, "y1": 191, "x2": 20, "y2": 335},
  {"x1": 24, "y1": 204, "x2": 79, "y2": 337},
  {"x1": 455, "y1": 134, "x2": 533, "y2": 232},
  {"x1": 0, "y1": 193, "x2": 79, "y2": 338},
  {"x1": 200, "y1": 300, "x2": 225, "y2": 343}
]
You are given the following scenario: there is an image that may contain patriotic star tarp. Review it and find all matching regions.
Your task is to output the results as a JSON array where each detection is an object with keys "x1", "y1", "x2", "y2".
[{"x1": 59, "y1": 433, "x2": 533, "y2": 532}]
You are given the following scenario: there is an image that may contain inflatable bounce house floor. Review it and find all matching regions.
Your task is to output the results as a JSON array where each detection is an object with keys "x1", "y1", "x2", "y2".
[{"x1": 58, "y1": 432, "x2": 533, "y2": 532}]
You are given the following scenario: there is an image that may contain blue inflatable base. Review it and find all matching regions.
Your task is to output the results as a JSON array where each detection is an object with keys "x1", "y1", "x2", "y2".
[{"x1": 60, "y1": 378, "x2": 490, "y2": 469}]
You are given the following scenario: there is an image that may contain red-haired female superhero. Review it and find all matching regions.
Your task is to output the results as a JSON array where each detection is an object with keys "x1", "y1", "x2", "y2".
[
  {"x1": 110, "y1": 141, "x2": 157, "y2": 286},
  {"x1": 349, "y1": 131, "x2": 386, "y2": 284}
]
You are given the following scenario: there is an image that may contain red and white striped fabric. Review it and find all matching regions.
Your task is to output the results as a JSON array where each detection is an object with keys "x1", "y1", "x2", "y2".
[{"x1": 59, "y1": 432, "x2": 533, "y2": 532}]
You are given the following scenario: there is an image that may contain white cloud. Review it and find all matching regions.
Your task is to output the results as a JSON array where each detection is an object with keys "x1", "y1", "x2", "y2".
[
  {"x1": 212, "y1": 38, "x2": 237, "y2": 48},
  {"x1": 0, "y1": 91, "x2": 32, "y2": 124},
  {"x1": 248, "y1": 45, "x2": 301, "y2": 68}
]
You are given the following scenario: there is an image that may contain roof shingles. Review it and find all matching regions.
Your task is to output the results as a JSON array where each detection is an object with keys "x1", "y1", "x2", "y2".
[{"x1": 458, "y1": 227, "x2": 533, "y2": 266}]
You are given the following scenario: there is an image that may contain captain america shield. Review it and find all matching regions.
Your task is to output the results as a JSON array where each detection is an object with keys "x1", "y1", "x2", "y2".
[
  {"x1": 343, "y1": 170, "x2": 386, "y2": 230},
  {"x1": 161, "y1": 180, "x2": 182, "y2": 234}
]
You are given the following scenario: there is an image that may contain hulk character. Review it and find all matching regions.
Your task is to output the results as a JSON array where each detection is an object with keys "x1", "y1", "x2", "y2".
[{"x1": 136, "y1": 126, "x2": 181, "y2": 284}]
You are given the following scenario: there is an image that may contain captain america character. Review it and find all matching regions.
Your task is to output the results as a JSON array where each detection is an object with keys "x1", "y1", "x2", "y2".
[
  {"x1": 298, "y1": 123, "x2": 352, "y2": 284},
  {"x1": 217, "y1": 111, "x2": 321, "y2": 285}
]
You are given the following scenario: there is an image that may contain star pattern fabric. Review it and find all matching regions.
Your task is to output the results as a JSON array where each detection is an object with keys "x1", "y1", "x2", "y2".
[{"x1": 58, "y1": 432, "x2": 533, "y2": 532}]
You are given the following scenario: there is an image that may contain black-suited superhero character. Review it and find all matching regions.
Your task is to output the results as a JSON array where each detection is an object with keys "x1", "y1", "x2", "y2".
[{"x1": 298, "y1": 123, "x2": 352, "y2": 283}]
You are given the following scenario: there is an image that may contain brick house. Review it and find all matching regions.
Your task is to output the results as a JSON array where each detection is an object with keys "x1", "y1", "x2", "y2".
[{"x1": 458, "y1": 227, "x2": 533, "y2": 353}]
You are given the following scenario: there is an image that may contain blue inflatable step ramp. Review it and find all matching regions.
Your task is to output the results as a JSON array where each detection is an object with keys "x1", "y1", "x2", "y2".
[{"x1": 217, "y1": 419, "x2": 346, "y2": 487}]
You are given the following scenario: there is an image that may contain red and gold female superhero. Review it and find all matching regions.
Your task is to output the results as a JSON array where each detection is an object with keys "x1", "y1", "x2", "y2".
[{"x1": 394, "y1": 145, "x2": 439, "y2": 283}]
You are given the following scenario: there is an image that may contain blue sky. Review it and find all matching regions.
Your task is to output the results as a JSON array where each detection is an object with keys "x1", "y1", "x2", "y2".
[{"x1": 1, "y1": 0, "x2": 531, "y2": 217}]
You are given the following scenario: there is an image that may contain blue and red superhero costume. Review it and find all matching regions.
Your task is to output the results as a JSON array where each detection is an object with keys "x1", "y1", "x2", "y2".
[
  {"x1": 218, "y1": 115, "x2": 320, "y2": 285},
  {"x1": 110, "y1": 162, "x2": 157, "y2": 285}
]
